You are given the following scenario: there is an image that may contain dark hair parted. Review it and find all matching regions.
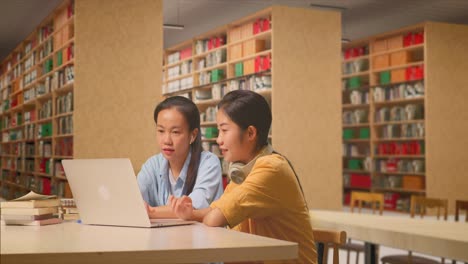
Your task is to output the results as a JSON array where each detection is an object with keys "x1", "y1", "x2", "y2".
[
  {"x1": 154, "y1": 96, "x2": 202, "y2": 195},
  {"x1": 217, "y1": 90, "x2": 272, "y2": 150}
]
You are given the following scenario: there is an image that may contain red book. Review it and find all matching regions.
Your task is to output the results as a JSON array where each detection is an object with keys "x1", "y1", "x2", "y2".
[
  {"x1": 414, "y1": 32, "x2": 424, "y2": 44},
  {"x1": 208, "y1": 38, "x2": 213, "y2": 50},
  {"x1": 42, "y1": 178, "x2": 51, "y2": 195},
  {"x1": 255, "y1": 56, "x2": 261, "y2": 72},
  {"x1": 350, "y1": 174, "x2": 371, "y2": 188},
  {"x1": 262, "y1": 18, "x2": 270, "y2": 31},
  {"x1": 67, "y1": 2, "x2": 74, "y2": 18},
  {"x1": 262, "y1": 55, "x2": 271, "y2": 71},
  {"x1": 253, "y1": 19, "x2": 261, "y2": 34}
]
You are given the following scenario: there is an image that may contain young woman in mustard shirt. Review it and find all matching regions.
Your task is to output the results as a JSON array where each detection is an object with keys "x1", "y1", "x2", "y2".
[{"x1": 170, "y1": 90, "x2": 317, "y2": 264}]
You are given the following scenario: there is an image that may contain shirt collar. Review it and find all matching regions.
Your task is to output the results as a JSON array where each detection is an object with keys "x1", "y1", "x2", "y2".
[{"x1": 159, "y1": 149, "x2": 192, "y2": 184}]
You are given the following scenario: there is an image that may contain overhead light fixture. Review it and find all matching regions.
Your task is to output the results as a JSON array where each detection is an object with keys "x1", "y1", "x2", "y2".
[
  {"x1": 341, "y1": 38, "x2": 351, "y2": 43},
  {"x1": 163, "y1": 24, "x2": 184, "y2": 30},
  {"x1": 164, "y1": 0, "x2": 184, "y2": 30},
  {"x1": 309, "y1": 3, "x2": 347, "y2": 12}
]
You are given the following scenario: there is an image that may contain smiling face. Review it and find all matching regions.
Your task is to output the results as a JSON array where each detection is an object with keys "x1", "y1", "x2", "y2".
[
  {"x1": 216, "y1": 109, "x2": 257, "y2": 164},
  {"x1": 156, "y1": 108, "x2": 196, "y2": 164}
]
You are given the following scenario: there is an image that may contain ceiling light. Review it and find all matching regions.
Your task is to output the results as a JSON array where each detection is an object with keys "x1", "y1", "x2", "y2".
[
  {"x1": 310, "y1": 3, "x2": 347, "y2": 12},
  {"x1": 163, "y1": 24, "x2": 184, "y2": 30}
]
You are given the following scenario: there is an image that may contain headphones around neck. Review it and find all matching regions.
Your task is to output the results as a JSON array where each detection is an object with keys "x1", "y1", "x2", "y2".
[
  {"x1": 228, "y1": 144, "x2": 273, "y2": 185},
  {"x1": 227, "y1": 144, "x2": 309, "y2": 209}
]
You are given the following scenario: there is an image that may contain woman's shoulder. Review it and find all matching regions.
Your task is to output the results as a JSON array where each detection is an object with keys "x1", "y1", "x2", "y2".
[
  {"x1": 256, "y1": 153, "x2": 289, "y2": 172},
  {"x1": 199, "y1": 151, "x2": 222, "y2": 168},
  {"x1": 200, "y1": 150, "x2": 219, "y2": 161},
  {"x1": 142, "y1": 153, "x2": 166, "y2": 168}
]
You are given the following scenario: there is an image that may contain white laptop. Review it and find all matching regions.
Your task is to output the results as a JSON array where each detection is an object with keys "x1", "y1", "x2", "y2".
[{"x1": 62, "y1": 158, "x2": 196, "y2": 228}]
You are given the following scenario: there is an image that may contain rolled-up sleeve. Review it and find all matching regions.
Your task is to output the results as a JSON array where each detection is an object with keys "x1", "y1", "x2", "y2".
[{"x1": 189, "y1": 153, "x2": 223, "y2": 209}]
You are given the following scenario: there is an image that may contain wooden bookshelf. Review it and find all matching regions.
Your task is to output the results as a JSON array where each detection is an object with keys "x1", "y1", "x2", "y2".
[
  {"x1": 341, "y1": 22, "x2": 468, "y2": 213},
  {"x1": 162, "y1": 6, "x2": 342, "y2": 210},
  {"x1": 0, "y1": 0, "x2": 75, "y2": 199}
]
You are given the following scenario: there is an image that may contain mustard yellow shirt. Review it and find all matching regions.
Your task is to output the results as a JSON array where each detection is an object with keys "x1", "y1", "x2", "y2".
[{"x1": 211, "y1": 154, "x2": 317, "y2": 264}]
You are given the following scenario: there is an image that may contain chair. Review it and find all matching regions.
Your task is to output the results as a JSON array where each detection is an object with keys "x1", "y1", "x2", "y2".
[
  {"x1": 314, "y1": 228, "x2": 347, "y2": 264},
  {"x1": 455, "y1": 200, "x2": 468, "y2": 222},
  {"x1": 341, "y1": 191, "x2": 384, "y2": 264},
  {"x1": 454, "y1": 200, "x2": 468, "y2": 264},
  {"x1": 410, "y1": 196, "x2": 448, "y2": 220},
  {"x1": 350, "y1": 191, "x2": 384, "y2": 215},
  {"x1": 381, "y1": 196, "x2": 448, "y2": 264}
]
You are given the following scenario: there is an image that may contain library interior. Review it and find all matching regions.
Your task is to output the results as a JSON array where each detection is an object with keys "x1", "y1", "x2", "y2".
[{"x1": 1, "y1": 1, "x2": 467, "y2": 264}]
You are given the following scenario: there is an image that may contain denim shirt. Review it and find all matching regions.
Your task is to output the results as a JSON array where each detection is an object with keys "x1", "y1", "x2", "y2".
[{"x1": 137, "y1": 151, "x2": 223, "y2": 209}]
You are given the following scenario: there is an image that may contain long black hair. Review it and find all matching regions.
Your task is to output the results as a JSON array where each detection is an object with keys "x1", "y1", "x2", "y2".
[
  {"x1": 217, "y1": 90, "x2": 271, "y2": 151},
  {"x1": 154, "y1": 96, "x2": 202, "y2": 195}
]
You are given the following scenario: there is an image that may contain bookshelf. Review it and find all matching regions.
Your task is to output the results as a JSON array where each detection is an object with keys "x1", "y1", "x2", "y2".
[
  {"x1": 341, "y1": 22, "x2": 468, "y2": 213},
  {"x1": 162, "y1": 6, "x2": 342, "y2": 209},
  {"x1": 0, "y1": 0, "x2": 75, "y2": 200}
]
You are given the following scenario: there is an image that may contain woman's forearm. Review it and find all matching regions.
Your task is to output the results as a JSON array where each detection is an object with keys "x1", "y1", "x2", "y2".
[{"x1": 191, "y1": 207, "x2": 212, "y2": 222}]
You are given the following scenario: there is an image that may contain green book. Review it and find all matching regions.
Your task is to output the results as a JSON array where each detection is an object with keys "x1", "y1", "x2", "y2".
[
  {"x1": 343, "y1": 129, "x2": 354, "y2": 140},
  {"x1": 41, "y1": 123, "x2": 53, "y2": 137},
  {"x1": 380, "y1": 71, "x2": 391, "y2": 85},
  {"x1": 57, "y1": 51, "x2": 63, "y2": 66},
  {"x1": 211, "y1": 69, "x2": 224, "y2": 83},
  {"x1": 235, "y1": 63, "x2": 243, "y2": 77},
  {"x1": 348, "y1": 76, "x2": 361, "y2": 89},
  {"x1": 348, "y1": 159, "x2": 362, "y2": 170},
  {"x1": 205, "y1": 127, "x2": 219, "y2": 139},
  {"x1": 359, "y1": 128, "x2": 370, "y2": 139}
]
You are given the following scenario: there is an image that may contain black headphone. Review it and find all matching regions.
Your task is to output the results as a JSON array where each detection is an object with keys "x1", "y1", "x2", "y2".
[{"x1": 227, "y1": 145, "x2": 308, "y2": 209}]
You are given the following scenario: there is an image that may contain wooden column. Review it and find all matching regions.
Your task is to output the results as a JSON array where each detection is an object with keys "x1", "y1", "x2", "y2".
[{"x1": 74, "y1": 0, "x2": 163, "y2": 172}]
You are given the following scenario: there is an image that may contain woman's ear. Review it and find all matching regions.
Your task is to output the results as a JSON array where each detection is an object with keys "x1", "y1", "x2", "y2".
[
  {"x1": 190, "y1": 128, "x2": 199, "y2": 144},
  {"x1": 247, "y1": 125, "x2": 257, "y2": 142}
]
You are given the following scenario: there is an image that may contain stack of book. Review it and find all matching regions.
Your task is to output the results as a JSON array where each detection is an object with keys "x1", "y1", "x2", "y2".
[
  {"x1": 0, "y1": 191, "x2": 62, "y2": 226},
  {"x1": 58, "y1": 198, "x2": 79, "y2": 221}
]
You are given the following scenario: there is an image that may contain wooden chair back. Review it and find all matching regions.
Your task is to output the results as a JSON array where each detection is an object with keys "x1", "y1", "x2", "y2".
[
  {"x1": 313, "y1": 228, "x2": 347, "y2": 264},
  {"x1": 455, "y1": 200, "x2": 468, "y2": 222},
  {"x1": 410, "y1": 196, "x2": 448, "y2": 220},
  {"x1": 350, "y1": 191, "x2": 384, "y2": 215}
]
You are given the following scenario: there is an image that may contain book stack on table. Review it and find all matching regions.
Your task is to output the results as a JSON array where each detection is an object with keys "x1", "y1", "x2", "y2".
[
  {"x1": 0, "y1": 191, "x2": 62, "y2": 226},
  {"x1": 58, "y1": 198, "x2": 79, "y2": 221}
]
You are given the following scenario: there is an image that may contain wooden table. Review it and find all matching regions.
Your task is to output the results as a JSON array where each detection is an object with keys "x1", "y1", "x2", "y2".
[
  {"x1": 1, "y1": 222, "x2": 298, "y2": 264},
  {"x1": 310, "y1": 210, "x2": 468, "y2": 263}
]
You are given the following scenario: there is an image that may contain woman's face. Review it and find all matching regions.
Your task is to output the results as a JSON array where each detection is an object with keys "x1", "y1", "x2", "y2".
[
  {"x1": 216, "y1": 109, "x2": 256, "y2": 163},
  {"x1": 156, "y1": 108, "x2": 195, "y2": 164}
]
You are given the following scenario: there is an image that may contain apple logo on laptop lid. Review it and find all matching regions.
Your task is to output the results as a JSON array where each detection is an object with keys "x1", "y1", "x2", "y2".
[{"x1": 98, "y1": 186, "x2": 111, "y2": 201}]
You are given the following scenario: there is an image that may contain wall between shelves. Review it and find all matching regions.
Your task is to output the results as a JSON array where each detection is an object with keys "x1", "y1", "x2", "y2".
[
  {"x1": 425, "y1": 22, "x2": 468, "y2": 213},
  {"x1": 271, "y1": 6, "x2": 342, "y2": 210},
  {"x1": 74, "y1": 0, "x2": 163, "y2": 172}
]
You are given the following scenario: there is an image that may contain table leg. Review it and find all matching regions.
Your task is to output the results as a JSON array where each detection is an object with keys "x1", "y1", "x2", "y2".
[{"x1": 364, "y1": 242, "x2": 377, "y2": 264}]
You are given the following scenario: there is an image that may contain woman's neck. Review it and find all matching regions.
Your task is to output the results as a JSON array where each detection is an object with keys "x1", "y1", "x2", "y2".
[
  {"x1": 169, "y1": 161, "x2": 183, "y2": 178},
  {"x1": 241, "y1": 145, "x2": 265, "y2": 164},
  {"x1": 169, "y1": 152, "x2": 189, "y2": 178}
]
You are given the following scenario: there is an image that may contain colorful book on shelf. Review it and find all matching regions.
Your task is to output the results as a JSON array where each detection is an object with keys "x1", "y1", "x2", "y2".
[
  {"x1": 1, "y1": 217, "x2": 62, "y2": 226},
  {"x1": 0, "y1": 191, "x2": 60, "y2": 209}
]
